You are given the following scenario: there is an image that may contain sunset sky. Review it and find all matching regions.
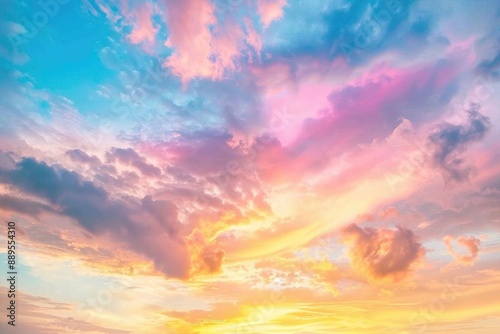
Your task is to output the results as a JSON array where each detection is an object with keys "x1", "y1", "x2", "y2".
[{"x1": 0, "y1": 0, "x2": 499, "y2": 333}]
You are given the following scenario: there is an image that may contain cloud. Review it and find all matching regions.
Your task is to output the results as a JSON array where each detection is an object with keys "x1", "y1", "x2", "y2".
[
  {"x1": 125, "y1": 2, "x2": 158, "y2": 48},
  {"x1": 474, "y1": 27, "x2": 500, "y2": 76},
  {"x1": 0, "y1": 194, "x2": 54, "y2": 217},
  {"x1": 244, "y1": 17, "x2": 262, "y2": 60},
  {"x1": 253, "y1": 58, "x2": 463, "y2": 184},
  {"x1": 0, "y1": 151, "x2": 16, "y2": 170},
  {"x1": 185, "y1": 227, "x2": 228, "y2": 276},
  {"x1": 443, "y1": 235, "x2": 481, "y2": 265},
  {"x1": 141, "y1": 195, "x2": 181, "y2": 236},
  {"x1": 0, "y1": 157, "x2": 189, "y2": 278},
  {"x1": 200, "y1": 246, "x2": 226, "y2": 274},
  {"x1": 257, "y1": 0, "x2": 287, "y2": 28},
  {"x1": 359, "y1": 206, "x2": 400, "y2": 222},
  {"x1": 0, "y1": 288, "x2": 131, "y2": 334},
  {"x1": 341, "y1": 224, "x2": 425, "y2": 281},
  {"x1": 106, "y1": 147, "x2": 161, "y2": 177},
  {"x1": 162, "y1": 133, "x2": 240, "y2": 174},
  {"x1": 161, "y1": 0, "x2": 221, "y2": 83},
  {"x1": 66, "y1": 149, "x2": 102, "y2": 166},
  {"x1": 429, "y1": 104, "x2": 491, "y2": 182},
  {"x1": 159, "y1": 0, "x2": 264, "y2": 83}
]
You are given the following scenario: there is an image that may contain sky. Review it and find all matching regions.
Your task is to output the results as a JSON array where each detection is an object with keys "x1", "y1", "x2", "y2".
[{"x1": 0, "y1": 0, "x2": 499, "y2": 333}]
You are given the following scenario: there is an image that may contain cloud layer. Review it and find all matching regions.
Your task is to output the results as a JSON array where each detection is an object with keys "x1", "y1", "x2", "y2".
[{"x1": 342, "y1": 224, "x2": 425, "y2": 281}]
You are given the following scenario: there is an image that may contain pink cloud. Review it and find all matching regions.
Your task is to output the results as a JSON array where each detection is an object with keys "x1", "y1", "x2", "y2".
[
  {"x1": 244, "y1": 17, "x2": 262, "y2": 62},
  {"x1": 257, "y1": 0, "x2": 287, "y2": 28},
  {"x1": 126, "y1": 3, "x2": 158, "y2": 48},
  {"x1": 443, "y1": 235, "x2": 481, "y2": 265},
  {"x1": 252, "y1": 58, "x2": 465, "y2": 185},
  {"x1": 161, "y1": 0, "x2": 218, "y2": 82},
  {"x1": 250, "y1": 61, "x2": 293, "y2": 94},
  {"x1": 342, "y1": 224, "x2": 425, "y2": 281}
]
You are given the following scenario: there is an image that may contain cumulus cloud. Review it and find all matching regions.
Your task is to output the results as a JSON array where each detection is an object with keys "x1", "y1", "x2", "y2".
[
  {"x1": 200, "y1": 246, "x2": 226, "y2": 274},
  {"x1": 429, "y1": 104, "x2": 491, "y2": 182},
  {"x1": 0, "y1": 151, "x2": 16, "y2": 170},
  {"x1": 341, "y1": 224, "x2": 425, "y2": 281},
  {"x1": 257, "y1": 0, "x2": 287, "y2": 28},
  {"x1": 66, "y1": 149, "x2": 102, "y2": 166},
  {"x1": 443, "y1": 235, "x2": 481, "y2": 265},
  {"x1": 160, "y1": 0, "x2": 251, "y2": 83},
  {"x1": 106, "y1": 147, "x2": 161, "y2": 177},
  {"x1": 0, "y1": 157, "x2": 189, "y2": 278},
  {"x1": 0, "y1": 194, "x2": 54, "y2": 217},
  {"x1": 125, "y1": 2, "x2": 158, "y2": 47},
  {"x1": 161, "y1": 0, "x2": 218, "y2": 82},
  {"x1": 475, "y1": 28, "x2": 500, "y2": 76},
  {"x1": 157, "y1": 0, "x2": 265, "y2": 83}
]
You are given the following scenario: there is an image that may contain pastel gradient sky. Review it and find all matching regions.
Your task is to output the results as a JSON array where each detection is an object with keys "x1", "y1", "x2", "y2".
[{"x1": 0, "y1": 0, "x2": 499, "y2": 333}]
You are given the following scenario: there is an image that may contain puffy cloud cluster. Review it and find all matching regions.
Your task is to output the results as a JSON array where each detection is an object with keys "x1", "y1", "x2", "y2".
[
  {"x1": 257, "y1": 0, "x2": 287, "y2": 28},
  {"x1": 342, "y1": 224, "x2": 425, "y2": 281},
  {"x1": 0, "y1": 141, "x2": 272, "y2": 279},
  {"x1": 429, "y1": 104, "x2": 491, "y2": 182},
  {"x1": 160, "y1": 0, "x2": 273, "y2": 83},
  {"x1": 200, "y1": 247, "x2": 226, "y2": 274}
]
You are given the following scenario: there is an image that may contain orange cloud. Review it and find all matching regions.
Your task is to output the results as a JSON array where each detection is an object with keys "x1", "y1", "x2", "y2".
[
  {"x1": 342, "y1": 224, "x2": 425, "y2": 282},
  {"x1": 126, "y1": 2, "x2": 158, "y2": 48},
  {"x1": 186, "y1": 227, "x2": 229, "y2": 276},
  {"x1": 443, "y1": 235, "x2": 481, "y2": 265}
]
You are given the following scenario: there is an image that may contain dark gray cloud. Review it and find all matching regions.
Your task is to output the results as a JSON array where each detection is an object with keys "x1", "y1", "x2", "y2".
[
  {"x1": 429, "y1": 104, "x2": 491, "y2": 182},
  {"x1": 0, "y1": 157, "x2": 190, "y2": 278}
]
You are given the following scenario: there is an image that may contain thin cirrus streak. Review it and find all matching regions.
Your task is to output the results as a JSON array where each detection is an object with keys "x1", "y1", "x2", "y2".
[{"x1": 0, "y1": 0, "x2": 499, "y2": 333}]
